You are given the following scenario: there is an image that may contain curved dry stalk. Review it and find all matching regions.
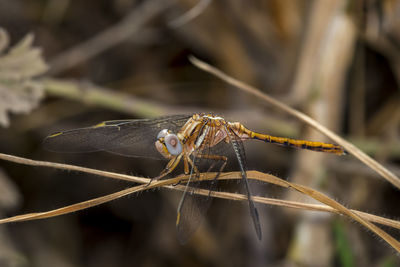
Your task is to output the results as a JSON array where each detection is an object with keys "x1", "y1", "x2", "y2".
[
  {"x1": 0, "y1": 153, "x2": 147, "y2": 184},
  {"x1": 2, "y1": 172, "x2": 400, "y2": 230},
  {"x1": 189, "y1": 56, "x2": 400, "y2": 189},
  {"x1": 40, "y1": 78, "x2": 199, "y2": 118},
  {"x1": 168, "y1": 0, "x2": 212, "y2": 28},
  {"x1": 0, "y1": 178, "x2": 179, "y2": 223},
  {"x1": 49, "y1": 0, "x2": 171, "y2": 75},
  {"x1": 1, "y1": 152, "x2": 400, "y2": 251}
]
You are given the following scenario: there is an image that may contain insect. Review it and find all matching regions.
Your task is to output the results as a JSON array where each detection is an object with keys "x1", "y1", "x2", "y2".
[{"x1": 44, "y1": 113, "x2": 346, "y2": 243}]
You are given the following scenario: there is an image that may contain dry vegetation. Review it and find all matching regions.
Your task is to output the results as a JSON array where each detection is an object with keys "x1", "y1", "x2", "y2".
[{"x1": 0, "y1": 0, "x2": 399, "y2": 266}]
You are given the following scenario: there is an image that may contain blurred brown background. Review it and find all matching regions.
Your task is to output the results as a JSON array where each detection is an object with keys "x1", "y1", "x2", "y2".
[{"x1": 0, "y1": 0, "x2": 399, "y2": 266}]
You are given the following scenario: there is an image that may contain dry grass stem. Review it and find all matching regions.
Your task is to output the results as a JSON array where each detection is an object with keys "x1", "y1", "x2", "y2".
[
  {"x1": 49, "y1": 0, "x2": 171, "y2": 75},
  {"x1": 168, "y1": 0, "x2": 212, "y2": 28},
  {"x1": 1, "y1": 152, "x2": 400, "y2": 251}
]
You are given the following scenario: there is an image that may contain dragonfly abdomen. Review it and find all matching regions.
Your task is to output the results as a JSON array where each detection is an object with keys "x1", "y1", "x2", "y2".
[
  {"x1": 234, "y1": 123, "x2": 346, "y2": 155},
  {"x1": 256, "y1": 134, "x2": 345, "y2": 155}
]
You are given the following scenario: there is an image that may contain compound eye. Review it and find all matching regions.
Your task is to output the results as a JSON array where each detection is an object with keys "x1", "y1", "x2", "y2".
[
  {"x1": 157, "y1": 129, "x2": 169, "y2": 140},
  {"x1": 164, "y1": 133, "x2": 182, "y2": 156}
]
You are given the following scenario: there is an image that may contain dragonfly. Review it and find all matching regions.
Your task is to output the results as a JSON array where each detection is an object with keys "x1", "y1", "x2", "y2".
[{"x1": 43, "y1": 113, "x2": 346, "y2": 244}]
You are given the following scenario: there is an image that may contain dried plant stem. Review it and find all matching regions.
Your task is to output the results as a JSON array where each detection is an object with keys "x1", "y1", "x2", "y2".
[
  {"x1": 189, "y1": 56, "x2": 400, "y2": 189},
  {"x1": 1, "y1": 152, "x2": 400, "y2": 251},
  {"x1": 41, "y1": 78, "x2": 180, "y2": 118},
  {"x1": 0, "y1": 153, "x2": 147, "y2": 184},
  {"x1": 49, "y1": 0, "x2": 172, "y2": 75},
  {"x1": 168, "y1": 0, "x2": 212, "y2": 28}
]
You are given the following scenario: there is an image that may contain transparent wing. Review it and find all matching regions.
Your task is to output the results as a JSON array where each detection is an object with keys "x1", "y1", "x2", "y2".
[
  {"x1": 176, "y1": 123, "x2": 226, "y2": 244},
  {"x1": 226, "y1": 125, "x2": 262, "y2": 240},
  {"x1": 43, "y1": 115, "x2": 192, "y2": 159},
  {"x1": 175, "y1": 180, "x2": 217, "y2": 244}
]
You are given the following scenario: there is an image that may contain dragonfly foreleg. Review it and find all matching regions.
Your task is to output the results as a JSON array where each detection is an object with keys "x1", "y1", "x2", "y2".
[
  {"x1": 171, "y1": 155, "x2": 190, "y2": 186},
  {"x1": 146, "y1": 154, "x2": 183, "y2": 186}
]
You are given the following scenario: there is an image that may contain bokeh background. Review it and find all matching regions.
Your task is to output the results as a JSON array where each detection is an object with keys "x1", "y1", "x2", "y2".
[{"x1": 0, "y1": 0, "x2": 400, "y2": 266}]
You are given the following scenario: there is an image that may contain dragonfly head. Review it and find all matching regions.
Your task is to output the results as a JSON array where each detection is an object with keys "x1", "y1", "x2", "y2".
[{"x1": 155, "y1": 129, "x2": 183, "y2": 158}]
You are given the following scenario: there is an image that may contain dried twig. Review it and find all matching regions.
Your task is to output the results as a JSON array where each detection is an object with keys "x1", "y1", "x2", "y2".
[
  {"x1": 0, "y1": 152, "x2": 400, "y2": 251},
  {"x1": 168, "y1": 0, "x2": 212, "y2": 28},
  {"x1": 49, "y1": 0, "x2": 172, "y2": 75}
]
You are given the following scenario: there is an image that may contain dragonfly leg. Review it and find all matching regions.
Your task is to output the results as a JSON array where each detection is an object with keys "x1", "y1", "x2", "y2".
[
  {"x1": 186, "y1": 156, "x2": 201, "y2": 178},
  {"x1": 171, "y1": 157, "x2": 191, "y2": 187},
  {"x1": 175, "y1": 153, "x2": 226, "y2": 191},
  {"x1": 194, "y1": 154, "x2": 227, "y2": 196},
  {"x1": 171, "y1": 156, "x2": 191, "y2": 186},
  {"x1": 196, "y1": 154, "x2": 227, "y2": 179},
  {"x1": 146, "y1": 154, "x2": 183, "y2": 186},
  {"x1": 183, "y1": 155, "x2": 189, "y2": 175},
  {"x1": 172, "y1": 180, "x2": 182, "y2": 186},
  {"x1": 172, "y1": 154, "x2": 201, "y2": 187}
]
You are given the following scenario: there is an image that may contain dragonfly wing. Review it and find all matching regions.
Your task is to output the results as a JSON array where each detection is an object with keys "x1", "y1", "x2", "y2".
[
  {"x1": 175, "y1": 179, "x2": 216, "y2": 244},
  {"x1": 226, "y1": 125, "x2": 262, "y2": 240},
  {"x1": 176, "y1": 124, "x2": 226, "y2": 244},
  {"x1": 43, "y1": 127, "x2": 105, "y2": 153},
  {"x1": 43, "y1": 115, "x2": 192, "y2": 159}
]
